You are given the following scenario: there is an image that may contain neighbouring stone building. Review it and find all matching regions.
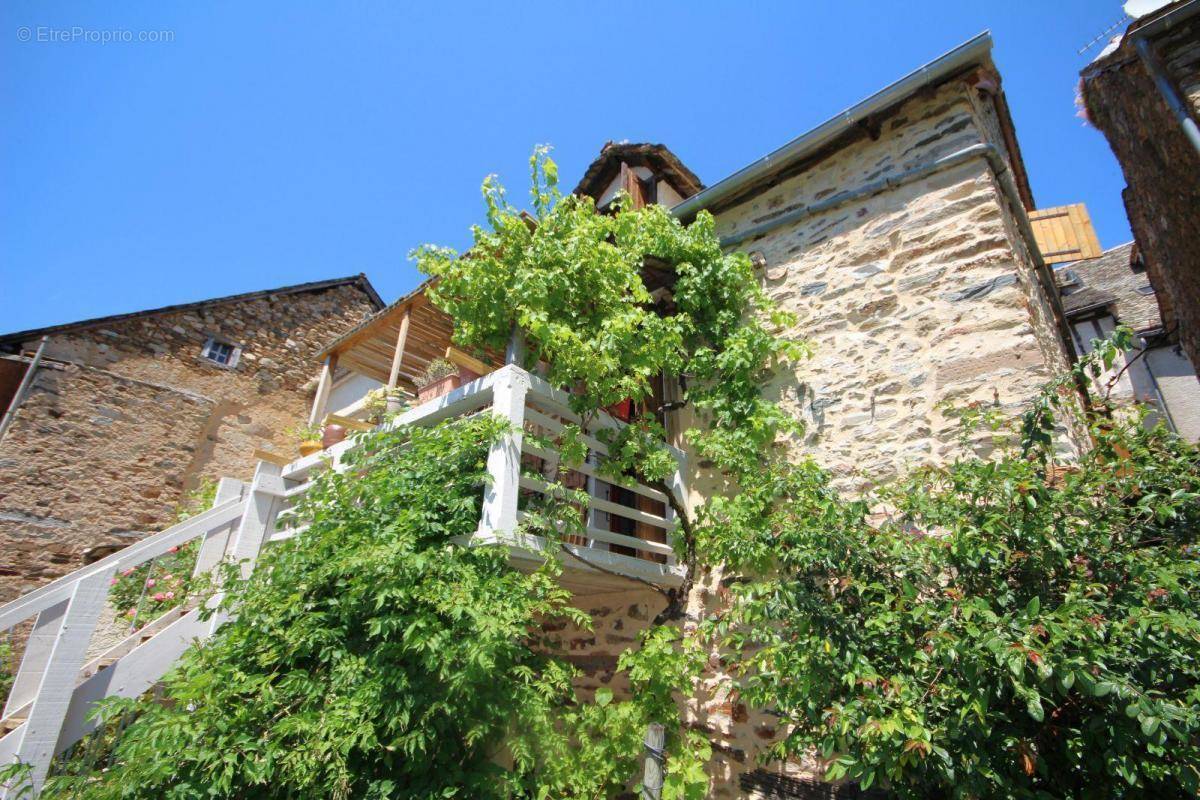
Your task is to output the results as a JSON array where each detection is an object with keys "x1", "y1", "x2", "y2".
[
  {"x1": 1059, "y1": 241, "x2": 1200, "y2": 440},
  {"x1": 1080, "y1": 0, "x2": 1200, "y2": 371},
  {"x1": 0, "y1": 276, "x2": 382, "y2": 601}
]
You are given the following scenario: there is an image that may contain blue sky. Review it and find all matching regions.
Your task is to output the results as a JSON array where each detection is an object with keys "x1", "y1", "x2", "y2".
[{"x1": 2, "y1": 1, "x2": 1134, "y2": 333}]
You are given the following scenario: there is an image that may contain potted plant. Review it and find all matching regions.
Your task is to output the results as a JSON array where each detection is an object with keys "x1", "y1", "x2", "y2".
[
  {"x1": 385, "y1": 387, "x2": 408, "y2": 416},
  {"x1": 417, "y1": 358, "x2": 469, "y2": 403},
  {"x1": 363, "y1": 387, "x2": 409, "y2": 423},
  {"x1": 287, "y1": 423, "x2": 324, "y2": 457}
]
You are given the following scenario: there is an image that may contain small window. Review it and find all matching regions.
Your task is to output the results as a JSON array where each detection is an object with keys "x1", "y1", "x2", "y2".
[{"x1": 201, "y1": 337, "x2": 240, "y2": 367}]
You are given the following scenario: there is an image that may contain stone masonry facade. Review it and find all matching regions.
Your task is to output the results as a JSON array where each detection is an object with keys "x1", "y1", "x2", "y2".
[
  {"x1": 0, "y1": 279, "x2": 379, "y2": 600},
  {"x1": 714, "y1": 77, "x2": 1075, "y2": 492},
  {"x1": 560, "y1": 66, "x2": 1083, "y2": 797}
]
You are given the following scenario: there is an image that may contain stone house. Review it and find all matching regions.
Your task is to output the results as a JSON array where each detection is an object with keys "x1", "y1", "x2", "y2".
[
  {"x1": 313, "y1": 31, "x2": 1086, "y2": 796},
  {"x1": 2, "y1": 26, "x2": 1184, "y2": 800},
  {"x1": 1080, "y1": 0, "x2": 1200, "y2": 371},
  {"x1": 565, "y1": 32, "x2": 1083, "y2": 795},
  {"x1": 0, "y1": 275, "x2": 382, "y2": 601},
  {"x1": 1058, "y1": 241, "x2": 1200, "y2": 440}
]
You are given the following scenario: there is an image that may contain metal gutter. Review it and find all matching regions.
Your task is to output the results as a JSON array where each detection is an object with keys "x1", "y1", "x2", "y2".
[
  {"x1": 716, "y1": 141, "x2": 1080, "y2": 367},
  {"x1": 720, "y1": 143, "x2": 996, "y2": 248},
  {"x1": 1131, "y1": 0, "x2": 1200, "y2": 41},
  {"x1": 671, "y1": 31, "x2": 994, "y2": 221},
  {"x1": 1129, "y1": 0, "x2": 1200, "y2": 159}
]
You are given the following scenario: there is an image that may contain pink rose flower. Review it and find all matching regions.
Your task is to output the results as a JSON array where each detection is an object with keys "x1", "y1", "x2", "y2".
[
  {"x1": 146, "y1": 579, "x2": 156, "y2": 588},
  {"x1": 168, "y1": 546, "x2": 179, "y2": 554},
  {"x1": 162, "y1": 574, "x2": 173, "y2": 581},
  {"x1": 110, "y1": 577, "x2": 118, "y2": 585},
  {"x1": 165, "y1": 591, "x2": 175, "y2": 600},
  {"x1": 153, "y1": 592, "x2": 166, "y2": 602}
]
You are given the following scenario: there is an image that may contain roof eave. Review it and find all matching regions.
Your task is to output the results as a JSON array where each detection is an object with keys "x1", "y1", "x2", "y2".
[
  {"x1": 670, "y1": 31, "x2": 994, "y2": 221},
  {"x1": 0, "y1": 274, "x2": 385, "y2": 347}
]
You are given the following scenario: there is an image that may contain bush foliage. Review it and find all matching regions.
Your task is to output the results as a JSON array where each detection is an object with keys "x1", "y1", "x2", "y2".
[{"x1": 711, "y1": 338, "x2": 1200, "y2": 797}]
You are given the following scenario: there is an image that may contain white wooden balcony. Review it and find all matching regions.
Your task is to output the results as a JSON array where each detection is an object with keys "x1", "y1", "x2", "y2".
[{"x1": 0, "y1": 364, "x2": 685, "y2": 797}]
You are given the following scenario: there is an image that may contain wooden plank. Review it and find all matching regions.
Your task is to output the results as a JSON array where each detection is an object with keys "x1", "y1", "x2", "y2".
[
  {"x1": 445, "y1": 346, "x2": 496, "y2": 376},
  {"x1": 253, "y1": 448, "x2": 291, "y2": 467},
  {"x1": 190, "y1": 478, "x2": 244, "y2": 579},
  {"x1": 386, "y1": 307, "x2": 412, "y2": 389},
  {"x1": 52, "y1": 607, "x2": 212, "y2": 752},
  {"x1": 3, "y1": 600, "x2": 68, "y2": 718},
  {"x1": 0, "y1": 499, "x2": 246, "y2": 632},
  {"x1": 524, "y1": 407, "x2": 610, "y2": 457},
  {"x1": 518, "y1": 475, "x2": 673, "y2": 530},
  {"x1": 204, "y1": 461, "x2": 282, "y2": 634},
  {"x1": 323, "y1": 413, "x2": 375, "y2": 432},
  {"x1": 307, "y1": 355, "x2": 337, "y2": 427},
  {"x1": 520, "y1": 441, "x2": 669, "y2": 503},
  {"x1": 514, "y1": 513, "x2": 674, "y2": 557}
]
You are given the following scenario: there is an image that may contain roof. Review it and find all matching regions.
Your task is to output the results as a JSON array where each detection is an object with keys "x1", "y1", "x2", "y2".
[
  {"x1": 317, "y1": 279, "x2": 499, "y2": 391},
  {"x1": 671, "y1": 32, "x2": 1024, "y2": 219},
  {"x1": 572, "y1": 142, "x2": 704, "y2": 202},
  {"x1": 318, "y1": 278, "x2": 433, "y2": 360},
  {"x1": 0, "y1": 274, "x2": 385, "y2": 346},
  {"x1": 1059, "y1": 242, "x2": 1163, "y2": 331}
]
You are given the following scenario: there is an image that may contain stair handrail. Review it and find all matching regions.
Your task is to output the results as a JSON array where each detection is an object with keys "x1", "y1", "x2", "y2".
[{"x1": 0, "y1": 496, "x2": 246, "y2": 633}]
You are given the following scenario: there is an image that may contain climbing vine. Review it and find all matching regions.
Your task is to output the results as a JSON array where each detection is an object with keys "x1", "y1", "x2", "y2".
[{"x1": 25, "y1": 147, "x2": 1200, "y2": 799}]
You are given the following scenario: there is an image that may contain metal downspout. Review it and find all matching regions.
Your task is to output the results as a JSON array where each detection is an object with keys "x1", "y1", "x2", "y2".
[
  {"x1": 1133, "y1": 36, "x2": 1200, "y2": 160},
  {"x1": 0, "y1": 336, "x2": 49, "y2": 444}
]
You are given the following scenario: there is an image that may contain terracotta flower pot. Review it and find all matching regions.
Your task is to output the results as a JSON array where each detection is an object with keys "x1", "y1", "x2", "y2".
[
  {"x1": 322, "y1": 424, "x2": 347, "y2": 450},
  {"x1": 417, "y1": 367, "x2": 480, "y2": 404},
  {"x1": 418, "y1": 374, "x2": 461, "y2": 404},
  {"x1": 298, "y1": 440, "x2": 322, "y2": 457}
]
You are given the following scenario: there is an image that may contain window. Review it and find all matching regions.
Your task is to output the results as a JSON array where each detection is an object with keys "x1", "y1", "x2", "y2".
[{"x1": 201, "y1": 337, "x2": 240, "y2": 367}]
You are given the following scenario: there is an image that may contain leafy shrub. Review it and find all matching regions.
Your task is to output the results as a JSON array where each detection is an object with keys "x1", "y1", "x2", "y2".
[
  {"x1": 712, "y1": 348, "x2": 1200, "y2": 798},
  {"x1": 42, "y1": 416, "x2": 663, "y2": 799}
]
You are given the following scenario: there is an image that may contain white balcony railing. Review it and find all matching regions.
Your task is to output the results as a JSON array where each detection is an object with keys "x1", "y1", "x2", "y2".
[{"x1": 0, "y1": 364, "x2": 686, "y2": 798}]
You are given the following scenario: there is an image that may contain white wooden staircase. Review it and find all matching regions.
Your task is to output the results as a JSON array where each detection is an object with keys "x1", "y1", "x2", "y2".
[{"x1": 0, "y1": 365, "x2": 686, "y2": 798}]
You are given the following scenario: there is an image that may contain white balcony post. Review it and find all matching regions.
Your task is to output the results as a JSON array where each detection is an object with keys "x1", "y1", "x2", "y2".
[
  {"x1": 191, "y1": 477, "x2": 246, "y2": 579},
  {"x1": 478, "y1": 366, "x2": 529, "y2": 536},
  {"x1": 3, "y1": 565, "x2": 115, "y2": 799},
  {"x1": 204, "y1": 461, "x2": 282, "y2": 634}
]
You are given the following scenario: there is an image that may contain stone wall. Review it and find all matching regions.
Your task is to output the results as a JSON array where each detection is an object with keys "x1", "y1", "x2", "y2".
[
  {"x1": 668, "y1": 75, "x2": 1078, "y2": 796},
  {"x1": 1081, "y1": 14, "x2": 1200, "y2": 370},
  {"x1": 0, "y1": 282, "x2": 378, "y2": 600},
  {"x1": 713, "y1": 78, "x2": 1077, "y2": 491},
  {"x1": 0, "y1": 363, "x2": 214, "y2": 597}
]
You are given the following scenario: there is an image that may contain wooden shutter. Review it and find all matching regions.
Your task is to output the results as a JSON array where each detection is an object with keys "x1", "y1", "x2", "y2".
[
  {"x1": 1028, "y1": 204, "x2": 1103, "y2": 264},
  {"x1": 620, "y1": 162, "x2": 646, "y2": 209}
]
